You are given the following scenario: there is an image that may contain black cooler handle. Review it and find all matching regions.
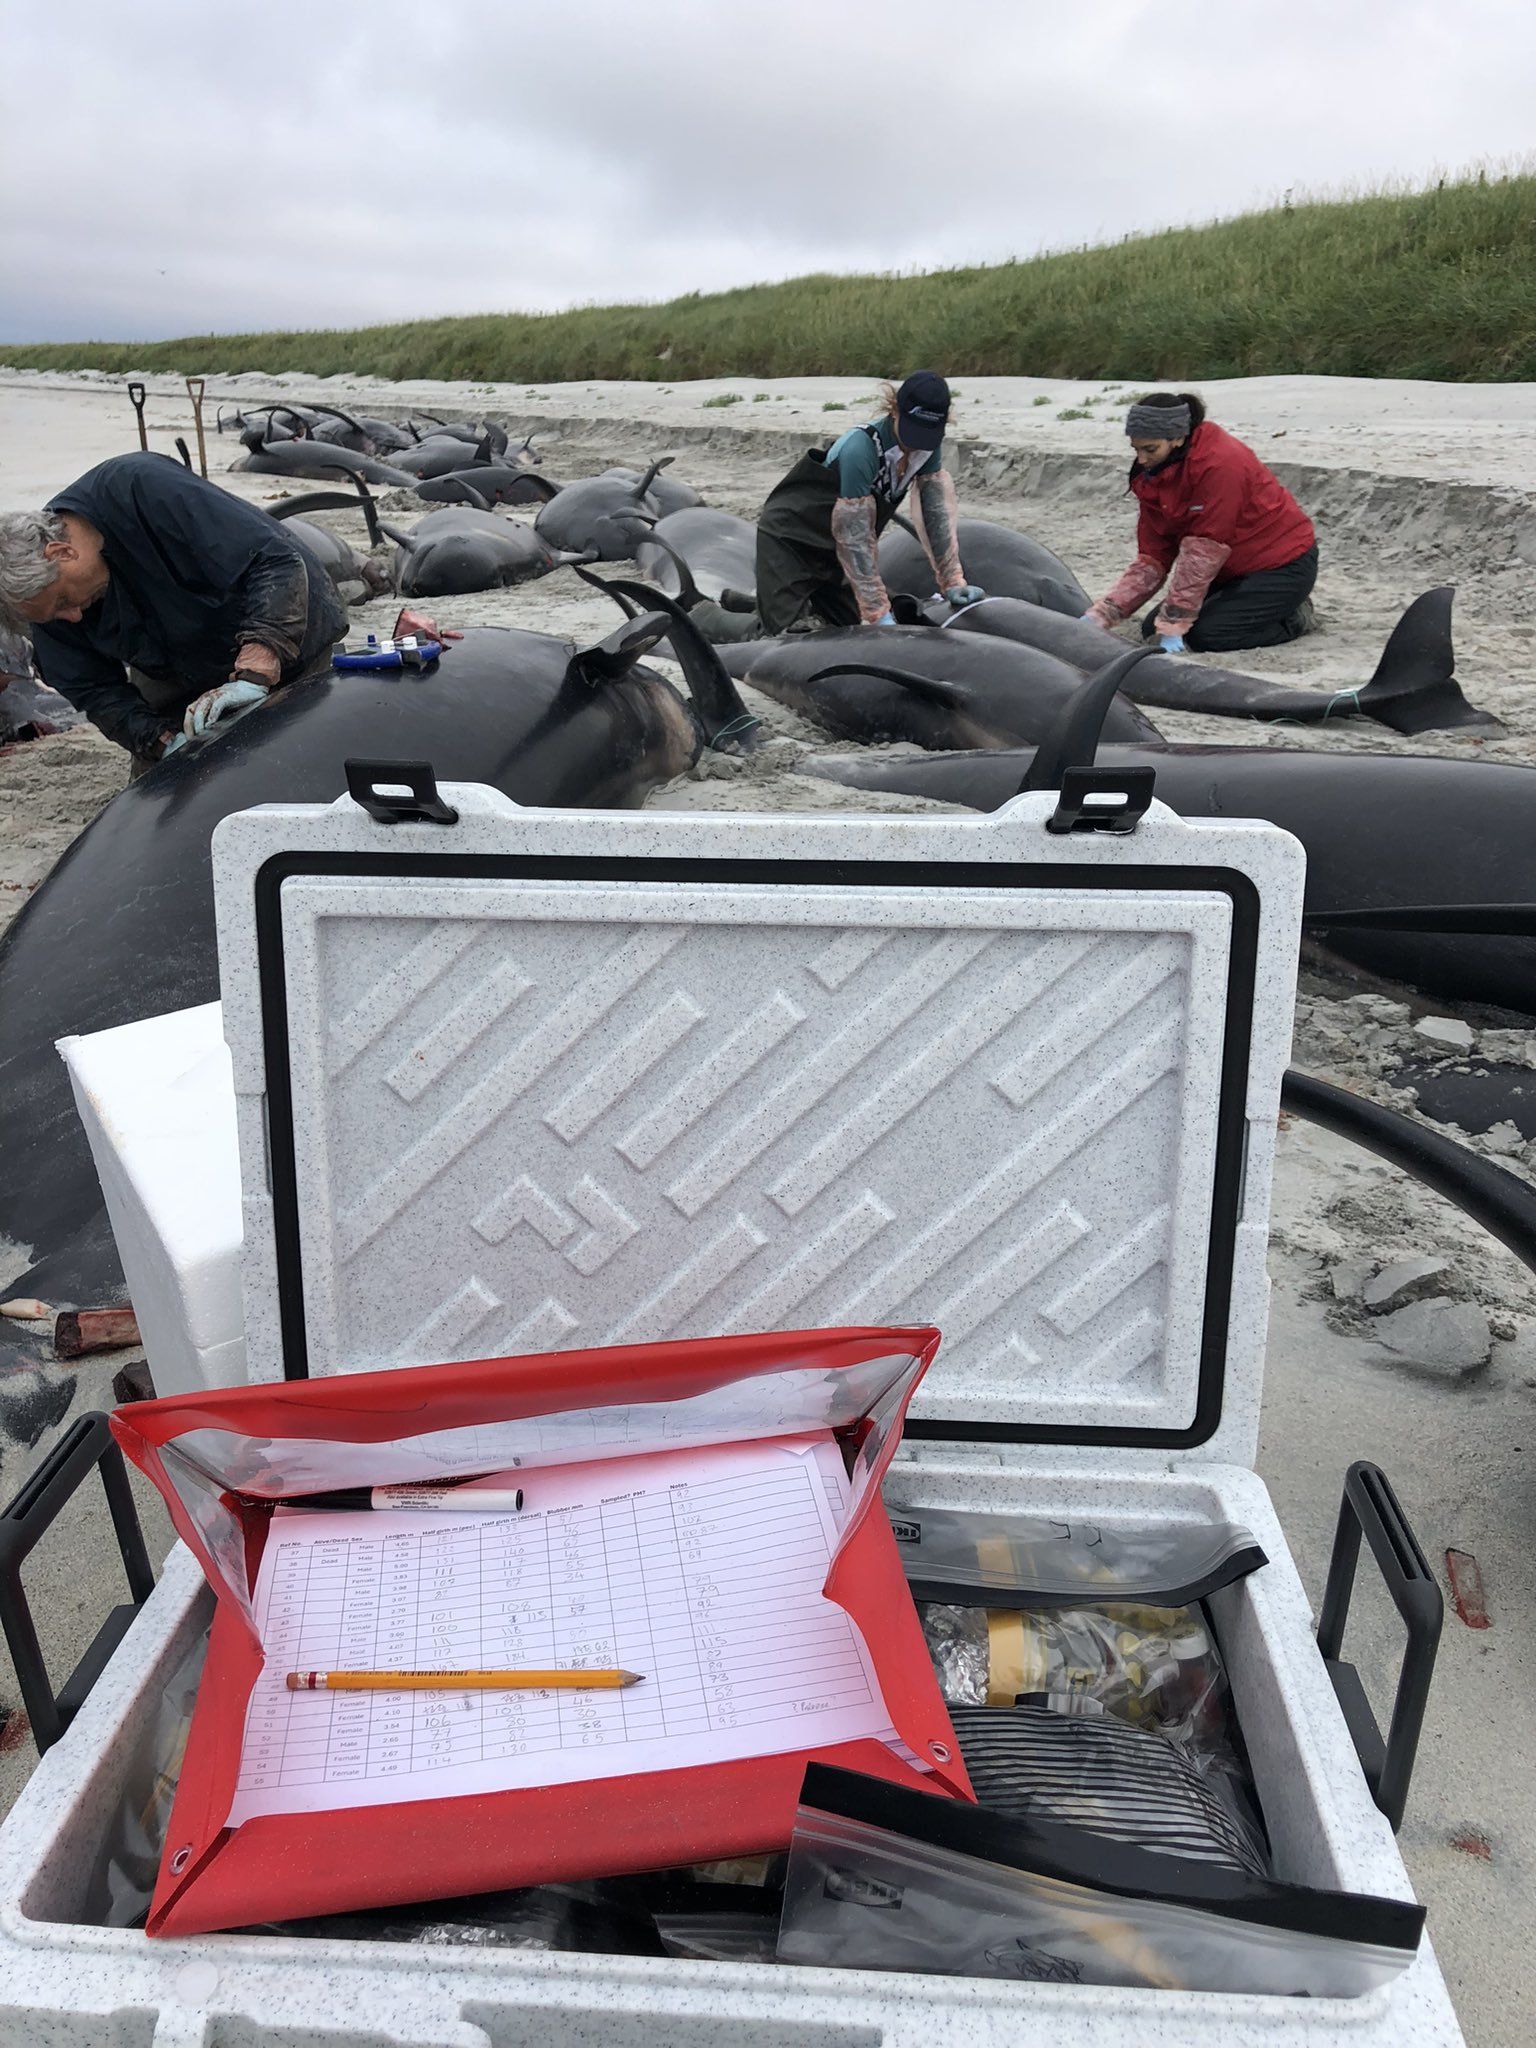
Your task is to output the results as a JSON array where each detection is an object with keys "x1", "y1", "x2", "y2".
[
  {"x1": 1316, "y1": 1461, "x2": 1442, "y2": 1831},
  {"x1": 0, "y1": 1413, "x2": 157, "y2": 1754}
]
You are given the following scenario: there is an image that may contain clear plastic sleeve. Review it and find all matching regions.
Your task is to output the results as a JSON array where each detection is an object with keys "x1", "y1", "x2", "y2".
[
  {"x1": 919, "y1": 1598, "x2": 1233, "y2": 1745},
  {"x1": 81, "y1": 1628, "x2": 209, "y2": 1928},
  {"x1": 779, "y1": 1765, "x2": 1424, "y2": 1999},
  {"x1": 948, "y1": 1703, "x2": 1269, "y2": 1877},
  {"x1": 892, "y1": 1504, "x2": 1266, "y2": 1610}
]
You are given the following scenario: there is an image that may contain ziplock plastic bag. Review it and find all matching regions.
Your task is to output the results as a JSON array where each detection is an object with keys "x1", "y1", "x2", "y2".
[
  {"x1": 244, "y1": 1877, "x2": 669, "y2": 1951},
  {"x1": 654, "y1": 1906, "x2": 782, "y2": 1963},
  {"x1": 779, "y1": 1765, "x2": 1424, "y2": 1998},
  {"x1": 921, "y1": 1599, "x2": 1232, "y2": 1744},
  {"x1": 244, "y1": 1874, "x2": 782, "y2": 1953},
  {"x1": 81, "y1": 1626, "x2": 209, "y2": 1928},
  {"x1": 949, "y1": 1704, "x2": 1268, "y2": 1877},
  {"x1": 892, "y1": 1505, "x2": 1266, "y2": 1609}
]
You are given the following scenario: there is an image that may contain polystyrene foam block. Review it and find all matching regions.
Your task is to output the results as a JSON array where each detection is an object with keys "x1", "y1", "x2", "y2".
[{"x1": 59, "y1": 1002, "x2": 245, "y2": 1396}]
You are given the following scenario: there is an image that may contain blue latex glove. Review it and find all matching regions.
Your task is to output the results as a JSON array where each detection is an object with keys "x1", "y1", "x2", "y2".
[
  {"x1": 945, "y1": 584, "x2": 986, "y2": 607},
  {"x1": 160, "y1": 730, "x2": 188, "y2": 759},
  {"x1": 871, "y1": 611, "x2": 897, "y2": 627},
  {"x1": 1159, "y1": 634, "x2": 1186, "y2": 655},
  {"x1": 183, "y1": 676, "x2": 268, "y2": 738}
]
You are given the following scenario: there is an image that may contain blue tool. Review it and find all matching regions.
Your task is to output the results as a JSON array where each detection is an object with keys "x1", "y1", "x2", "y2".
[{"x1": 332, "y1": 634, "x2": 444, "y2": 673}]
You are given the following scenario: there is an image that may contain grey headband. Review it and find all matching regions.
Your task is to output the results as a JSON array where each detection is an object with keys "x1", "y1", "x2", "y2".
[{"x1": 1126, "y1": 400, "x2": 1191, "y2": 440}]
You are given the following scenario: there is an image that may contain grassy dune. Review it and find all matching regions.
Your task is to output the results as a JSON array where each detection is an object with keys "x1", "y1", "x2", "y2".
[{"x1": 7, "y1": 171, "x2": 1534, "y2": 385}]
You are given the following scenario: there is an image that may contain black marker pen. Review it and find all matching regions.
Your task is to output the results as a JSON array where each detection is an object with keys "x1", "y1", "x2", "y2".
[{"x1": 272, "y1": 1479, "x2": 525, "y2": 1513}]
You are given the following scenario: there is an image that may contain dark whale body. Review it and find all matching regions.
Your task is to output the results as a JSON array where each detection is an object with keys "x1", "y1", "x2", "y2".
[
  {"x1": 233, "y1": 440, "x2": 420, "y2": 489},
  {"x1": 382, "y1": 508, "x2": 575, "y2": 597},
  {"x1": 726, "y1": 623, "x2": 1163, "y2": 750},
  {"x1": 809, "y1": 741, "x2": 1536, "y2": 1017},
  {"x1": 0, "y1": 618, "x2": 753, "y2": 1323},
  {"x1": 535, "y1": 458, "x2": 675, "y2": 560},
  {"x1": 880, "y1": 516, "x2": 1090, "y2": 617},
  {"x1": 945, "y1": 586, "x2": 1498, "y2": 736},
  {"x1": 637, "y1": 508, "x2": 758, "y2": 601}
]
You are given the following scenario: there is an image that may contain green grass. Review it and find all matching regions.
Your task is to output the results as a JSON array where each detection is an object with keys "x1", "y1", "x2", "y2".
[{"x1": 8, "y1": 168, "x2": 1534, "y2": 383}]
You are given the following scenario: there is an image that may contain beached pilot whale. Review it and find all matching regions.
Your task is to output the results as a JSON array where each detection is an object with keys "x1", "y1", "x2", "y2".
[
  {"x1": 0, "y1": 614, "x2": 757, "y2": 1333},
  {"x1": 414, "y1": 467, "x2": 562, "y2": 509},
  {"x1": 389, "y1": 427, "x2": 513, "y2": 478},
  {"x1": 534, "y1": 456, "x2": 676, "y2": 559},
  {"x1": 232, "y1": 430, "x2": 421, "y2": 489},
  {"x1": 880, "y1": 516, "x2": 1091, "y2": 617},
  {"x1": 637, "y1": 511, "x2": 758, "y2": 603},
  {"x1": 382, "y1": 507, "x2": 589, "y2": 597},
  {"x1": 944, "y1": 586, "x2": 1497, "y2": 736},
  {"x1": 602, "y1": 464, "x2": 702, "y2": 518},
  {"x1": 736, "y1": 625, "x2": 1163, "y2": 749},
  {"x1": 809, "y1": 740, "x2": 1536, "y2": 1019},
  {"x1": 583, "y1": 580, "x2": 1161, "y2": 753}
]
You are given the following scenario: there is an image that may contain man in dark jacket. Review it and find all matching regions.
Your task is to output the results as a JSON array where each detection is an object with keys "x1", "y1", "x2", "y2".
[{"x1": 0, "y1": 452, "x2": 346, "y2": 766}]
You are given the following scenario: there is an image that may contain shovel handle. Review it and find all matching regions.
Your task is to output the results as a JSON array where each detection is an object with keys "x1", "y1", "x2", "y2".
[
  {"x1": 185, "y1": 377, "x2": 209, "y2": 475},
  {"x1": 127, "y1": 381, "x2": 148, "y2": 450}
]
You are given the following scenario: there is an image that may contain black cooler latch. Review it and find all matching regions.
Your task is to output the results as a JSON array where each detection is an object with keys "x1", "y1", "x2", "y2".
[
  {"x1": 344, "y1": 759, "x2": 459, "y2": 826},
  {"x1": 1021, "y1": 645, "x2": 1158, "y2": 833},
  {"x1": 1047, "y1": 765, "x2": 1156, "y2": 836}
]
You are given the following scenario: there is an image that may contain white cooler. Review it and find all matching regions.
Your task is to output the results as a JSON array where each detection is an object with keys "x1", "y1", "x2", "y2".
[{"x1": 0, "y1": 773, "x2": 1462, "y2": 2044}]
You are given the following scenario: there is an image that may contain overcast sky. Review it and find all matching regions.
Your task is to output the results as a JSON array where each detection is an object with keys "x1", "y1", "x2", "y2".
[{"x1": 6, "y1": 0, "x2": 1533, "y2": 343}]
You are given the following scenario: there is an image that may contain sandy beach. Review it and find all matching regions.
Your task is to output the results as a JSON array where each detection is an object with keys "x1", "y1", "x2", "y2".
[{"x1": 0, "y1": 367, "x2": 1532, "y2": 2039}]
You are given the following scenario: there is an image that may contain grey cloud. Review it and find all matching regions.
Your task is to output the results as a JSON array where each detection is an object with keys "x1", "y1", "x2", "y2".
[{"x1": 4, "y1": 0, "x2": 1533, "y2": 342}]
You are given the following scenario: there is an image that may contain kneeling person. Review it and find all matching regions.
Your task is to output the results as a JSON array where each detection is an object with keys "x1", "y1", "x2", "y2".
[
  {"x1": 0, "y1": 452, "x2": 347, "y2": 769},
  {"x1": 699, "y1": 371, "x2": 983, "y2": 640},
  {"x1": 1085, "y1": 393, "x2": 1317, "y2": 654}
]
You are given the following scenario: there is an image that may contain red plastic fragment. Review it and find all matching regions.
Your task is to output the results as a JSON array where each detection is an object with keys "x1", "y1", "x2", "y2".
[{"x1": 1445, "y1": 1548, "x2": 1490, "y2": 1629}]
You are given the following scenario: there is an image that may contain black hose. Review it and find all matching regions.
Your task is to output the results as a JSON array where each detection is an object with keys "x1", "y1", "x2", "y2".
[{"x1": 1282, "y1": 1068, "x2": 1536, "y2": 1276}]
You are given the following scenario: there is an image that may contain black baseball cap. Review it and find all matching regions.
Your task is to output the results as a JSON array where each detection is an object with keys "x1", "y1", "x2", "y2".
[{"x1": 895, "y1": 370, "x2": 950, "y2": 450}]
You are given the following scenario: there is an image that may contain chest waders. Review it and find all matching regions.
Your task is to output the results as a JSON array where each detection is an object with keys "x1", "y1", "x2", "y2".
[{"x1": 754, "y1": 426, "x2": 907, "y2": 635}]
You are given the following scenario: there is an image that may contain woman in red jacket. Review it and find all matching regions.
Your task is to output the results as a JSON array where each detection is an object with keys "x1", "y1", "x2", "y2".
[{"x1": 1084, "y1": 393, "x2": 1318, "y2": 653}]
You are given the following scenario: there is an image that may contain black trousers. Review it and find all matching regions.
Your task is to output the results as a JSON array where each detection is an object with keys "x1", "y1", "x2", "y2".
[{"x1": 1145, "y1": 544, "x2": 1319, "y2": 653}]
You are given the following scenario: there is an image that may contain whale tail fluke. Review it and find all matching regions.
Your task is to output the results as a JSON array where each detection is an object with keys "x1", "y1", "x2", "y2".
[{"x1": 1358, "y1": 588, "x2": 1502, "y2": 735}]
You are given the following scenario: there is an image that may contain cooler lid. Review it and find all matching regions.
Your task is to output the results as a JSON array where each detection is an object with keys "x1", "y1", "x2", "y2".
[{"x1": 213, "y1": 779, "x2": 1302, "y2": 1465}]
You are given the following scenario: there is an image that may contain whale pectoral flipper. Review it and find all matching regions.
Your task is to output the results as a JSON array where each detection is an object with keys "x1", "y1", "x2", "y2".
[
  {"x1": 634, "y1": 455, "x2": 676, "y2": 499},
  {"x1": 803, "y1": 661, "x2": 970, "y2": 710},
  {"x1": 1357, "y1": 587, "x2": 1501, "y2": 735}
]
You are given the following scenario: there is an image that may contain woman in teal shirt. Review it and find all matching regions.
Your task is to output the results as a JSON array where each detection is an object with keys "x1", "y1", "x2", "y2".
[{"x1": 698, "y1": 371, "x2": 984, "y2": 640}]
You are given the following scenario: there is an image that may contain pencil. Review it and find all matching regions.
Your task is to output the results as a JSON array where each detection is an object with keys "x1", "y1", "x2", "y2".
[{"x1": 285, "y1": 1668, "x2": 644, "y2": 1692}]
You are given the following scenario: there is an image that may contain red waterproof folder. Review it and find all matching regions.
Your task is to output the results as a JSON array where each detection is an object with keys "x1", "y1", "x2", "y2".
[{"x1": 113, "y1": 1325, "x2": 972, "y2": 1936}]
